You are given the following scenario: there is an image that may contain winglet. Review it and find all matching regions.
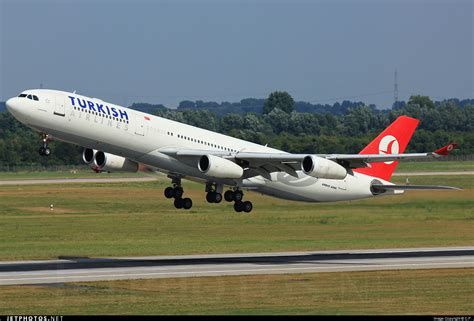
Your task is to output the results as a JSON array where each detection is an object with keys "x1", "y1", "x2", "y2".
[{"x1": 433, "y1": 143, "x2": 459, "y2": 157}]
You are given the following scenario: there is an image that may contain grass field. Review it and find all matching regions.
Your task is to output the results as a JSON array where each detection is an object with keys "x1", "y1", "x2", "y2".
[
  {"x1": 1, "y1": 268, "x2": 472, "y2": 314},
  {"x1": 0, "y1": 160, "x2": 472, "y2": 180},
  {"x1": 395, "y1": 160, "x2": 474, "y2": 172},
  {"x1": 0, "y1": 169, "x2": 472, "y2": 315},
  {"x1": 0, "y1": 170, "x2": 147, "y2": 180},
  {"x1": 0, "y1": 174, "x2": 472, "y2": 261}
]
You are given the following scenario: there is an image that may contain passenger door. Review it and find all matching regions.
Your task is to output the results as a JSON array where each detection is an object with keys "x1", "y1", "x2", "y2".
[
  {"x1": 134, "y1": 114, "x2": 145, "y2": 136},
  {"x1": 54, "y1": 97, "x2": 66, "y2": 117}
]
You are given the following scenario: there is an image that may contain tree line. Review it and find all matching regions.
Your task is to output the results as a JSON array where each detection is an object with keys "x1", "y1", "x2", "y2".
[{"x1": 0, "y1": 93, "x2": 472, "y2": 167}]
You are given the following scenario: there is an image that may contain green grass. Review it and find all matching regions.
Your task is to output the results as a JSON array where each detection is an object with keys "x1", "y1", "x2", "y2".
[
  {"x1": 1, "y1": 269, "x2": 472, "y2": 314},
  {"x1": 0, "y1": 173, "x2": 472, "y2": 315},
  {"x1": 0, "y1": 170, "x2": 147, "y2": 180},
  {"x1": 0, "y1": 175, "x2": 472, "y2": 261},
  {"x1": 395, "y1": 160, "x2": 474, "y2": 172},
  {"x1": 0, "y1": 160, "x2": 471, "y2": 180}
]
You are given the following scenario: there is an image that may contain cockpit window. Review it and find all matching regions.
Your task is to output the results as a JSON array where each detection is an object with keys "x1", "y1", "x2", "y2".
[
  {"x1": 27, "y1": 95, "x2": 33, "y2": 100},
  {"x1": 18, "y1": 94, "x2": 27, "y2": 98},
  {"x1": 33, "y1": 95, "x2": 39, "y2": 101}
]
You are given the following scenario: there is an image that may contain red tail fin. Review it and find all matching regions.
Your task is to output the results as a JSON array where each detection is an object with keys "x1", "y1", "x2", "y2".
[{"x1": 354, "y1": 116, "x2": 419, "y2": 181}]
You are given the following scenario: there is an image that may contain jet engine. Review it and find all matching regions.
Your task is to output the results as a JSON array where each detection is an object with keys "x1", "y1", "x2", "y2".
[
  {"x1": 301, "y1": 155, "x2": 347, "y2": 180},
  {"x1": 93, "y1": 151, "x2": 139, "y2": 173},
  {"x1": 198, "y1": 155, "x2": 243, "y2": 179},
  {"x1": 82, "y1": 148, "x2": 96, "y2": 165}
]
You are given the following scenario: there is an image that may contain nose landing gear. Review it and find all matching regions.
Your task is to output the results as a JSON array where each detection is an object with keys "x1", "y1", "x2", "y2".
[{"x1": 38, "y1": 133, "x2": 52, "y2": 156}]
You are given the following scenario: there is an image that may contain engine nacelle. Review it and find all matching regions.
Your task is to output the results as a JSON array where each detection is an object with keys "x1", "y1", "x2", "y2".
[
  {"x1": 301, "y1": 155, "x2": 347, "y2": 180},
  {"x1": 93, "y1": 151, "x2": 139, "y2": 173},
  {"x1": 198, "y1": 155, "x2": 243, "y2": 179},
  {"x1": 82, "y1": 148, "x2": 96, "y2": 164}
]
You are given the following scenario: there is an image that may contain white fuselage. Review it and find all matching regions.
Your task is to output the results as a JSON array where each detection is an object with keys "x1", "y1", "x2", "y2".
[{"x1": 6, "y1": 89, "x2": 394, "y2": 202}]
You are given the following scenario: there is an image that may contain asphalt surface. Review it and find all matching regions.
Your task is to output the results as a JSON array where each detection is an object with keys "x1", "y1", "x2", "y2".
[{"x1": 1, "y1": 247, "x2": 473, "y2": 285}]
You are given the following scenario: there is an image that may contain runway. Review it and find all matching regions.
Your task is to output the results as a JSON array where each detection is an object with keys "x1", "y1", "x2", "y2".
[{"x1": 1, "y1": 247, "x2": 473, "y2": 285}]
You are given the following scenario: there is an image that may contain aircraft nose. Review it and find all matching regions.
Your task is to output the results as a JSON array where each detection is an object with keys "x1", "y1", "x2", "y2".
[{"x1": 5, "y1": 97, "x2": 18, "y2": 112}]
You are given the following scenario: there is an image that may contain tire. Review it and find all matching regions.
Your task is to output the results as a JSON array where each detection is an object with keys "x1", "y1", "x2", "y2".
[
  {"x1": 164, "y1": 187, "x2": 174, "y2": 199},
  {"x1": 214, "y1": 192, "x2": 222, "y2": 204},
  {"x1": 243, "y1": 201, "x2": 253, "y2": 213},
  {"x1": 234, "y1": 191, "x2": 243, "y2": 202},
  {"x1": 224, "y1": 190, "x2": 234, "y2": 202},
  {"x1": 206, "y1": 192, "x2": 215, "y2": 203},
  {"x1": 183, "y1": 198, "x2": 193, "y2": 210},
  {"x1": 44, "y1": 148, "x2": 51, "y2": 156},
  {"x1": 174, "y1": 187, "x2": 183, "y2": 199},
  {"x1": 38, "y1": 146, "x2": 45, "y2": 156},
  {"x1": 174, "y1": 198, "x2": 184, "y2": 209},
  {"x1": 234, "y1": 201, "x2": 243, "y2": 213}
]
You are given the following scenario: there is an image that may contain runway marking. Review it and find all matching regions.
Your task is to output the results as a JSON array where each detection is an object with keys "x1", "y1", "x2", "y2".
[{"x1": 2, "y1": 261, "x2": 473, "y2": 284}]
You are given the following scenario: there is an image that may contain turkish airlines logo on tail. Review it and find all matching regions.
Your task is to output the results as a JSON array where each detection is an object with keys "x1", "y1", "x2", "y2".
[{"x1": 378, "y1": 135, "x2": 399, "y2": 164}]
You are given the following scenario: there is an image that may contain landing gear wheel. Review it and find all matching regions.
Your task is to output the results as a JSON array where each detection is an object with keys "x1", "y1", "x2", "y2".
[
  {"x1": 174, "y1": 198, "x2": 184, "y2": 209},
  {"x1": 214, "y1": 192, "x2": 222, "y2": 203},
  {"x1": 174, "y1": 187, "x2": 184, "y2": 199},
  {"x1": 206, "y1": 192, "x2": 214, "y2": 203},
  {"x1": 183, "y1": 198, "x2": 193, "y2": 210},
  {"x1": 242, "y1": 201, "x2": 253, "y2": 213},
  {"x1": 233, "y1": 190, "x2": 243, "y2": 202},
  {"x1": 164, "y1": 187, "x2": 175, "y2": 199},
  {"x1": 206, "y1": 192, "x2": 222, "y2": 203},
  {"x1": 224, "y1": 190, "x2": 234, "y2": 202},
  {"x1": 39, "y1": 146, "x2": 51, "y2": 156},
  {"x1": 234, "y1": 201, "x2": 244, "y2": 213}
]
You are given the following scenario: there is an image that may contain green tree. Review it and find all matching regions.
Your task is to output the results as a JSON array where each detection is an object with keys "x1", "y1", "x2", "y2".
[{"x1": 263, "y1": 91, "x2": 295, "y2": 114}]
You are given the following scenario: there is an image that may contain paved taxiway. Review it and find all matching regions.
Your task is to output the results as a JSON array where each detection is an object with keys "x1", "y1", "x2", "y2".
[{"x1": 1, "y1": 247, "x2": 473, "y2": 285}]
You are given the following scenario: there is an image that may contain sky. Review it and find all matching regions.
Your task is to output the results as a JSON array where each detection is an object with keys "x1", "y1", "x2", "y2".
[{"x1": 1, "y1": 0, "x2": 472, "y2": 109}]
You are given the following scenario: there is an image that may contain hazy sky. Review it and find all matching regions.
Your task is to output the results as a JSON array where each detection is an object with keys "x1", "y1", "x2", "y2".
[{"x1": 1, "y1": 0, "x2": 472, "y2": 109}]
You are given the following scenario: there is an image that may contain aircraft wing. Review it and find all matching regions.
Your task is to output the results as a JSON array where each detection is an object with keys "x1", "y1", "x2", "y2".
[{"x1": 159, "y1": 143, "x2": 458, "y2": 180}]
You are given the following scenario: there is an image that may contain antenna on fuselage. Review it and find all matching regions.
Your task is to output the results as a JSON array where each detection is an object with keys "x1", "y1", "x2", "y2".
[{"x1": 73, "y1": 90, "x2": 76, "y2": 94}]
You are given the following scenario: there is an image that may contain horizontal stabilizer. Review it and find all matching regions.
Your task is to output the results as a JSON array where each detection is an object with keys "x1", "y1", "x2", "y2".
[{"x1": 371, "y1": 184, "x2": 461, "y2": 191}]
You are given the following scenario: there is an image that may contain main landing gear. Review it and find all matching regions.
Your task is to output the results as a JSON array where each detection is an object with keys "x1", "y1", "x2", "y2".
[
  {"x1": 164, "y1": 176, "x2": 193, "y2": 210},
  {"x1": 164, "y1": 178, "x2": 253, "y2": 213},
  {"x1": 206, "y1": 183, "x2": 253, "y2": 212},
  {"x1": 224, "y1": 189, "x2": 253, "y2": 213},
  {"x1": 38, "y1": 133, "x2": 51, "y2": 156},
  {"x1": 205, "y1": 182, "x2": 223, "y2": 203}
]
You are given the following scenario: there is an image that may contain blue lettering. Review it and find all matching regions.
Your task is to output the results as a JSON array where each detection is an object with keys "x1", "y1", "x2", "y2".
[
  {"x1": 96, "y1": 103, "x2": 105, "y2": 114},
  {"x1": 87, "y1": 101, "x2": 96, "y2": 111},
  {"x1": 105, "y1": 106, "x2": 111, "y2": 115},
  {"x1": 68, "y1": 96, "x2": 76, "y2": 106},
  {"x1": 77, "y1": 98, "x2": 87, "y2": 108},
  {"x1": 119, "y1": 109, "x2": 129, "y2": 120},
  {"x1": 111, "y1": 107, "x2": 119, "y2": 117}
]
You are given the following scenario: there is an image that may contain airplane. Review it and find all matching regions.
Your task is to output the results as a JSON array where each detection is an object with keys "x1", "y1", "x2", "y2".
[{"x1": 5, "y1": 89, "x2": 459, "y2": 213}]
